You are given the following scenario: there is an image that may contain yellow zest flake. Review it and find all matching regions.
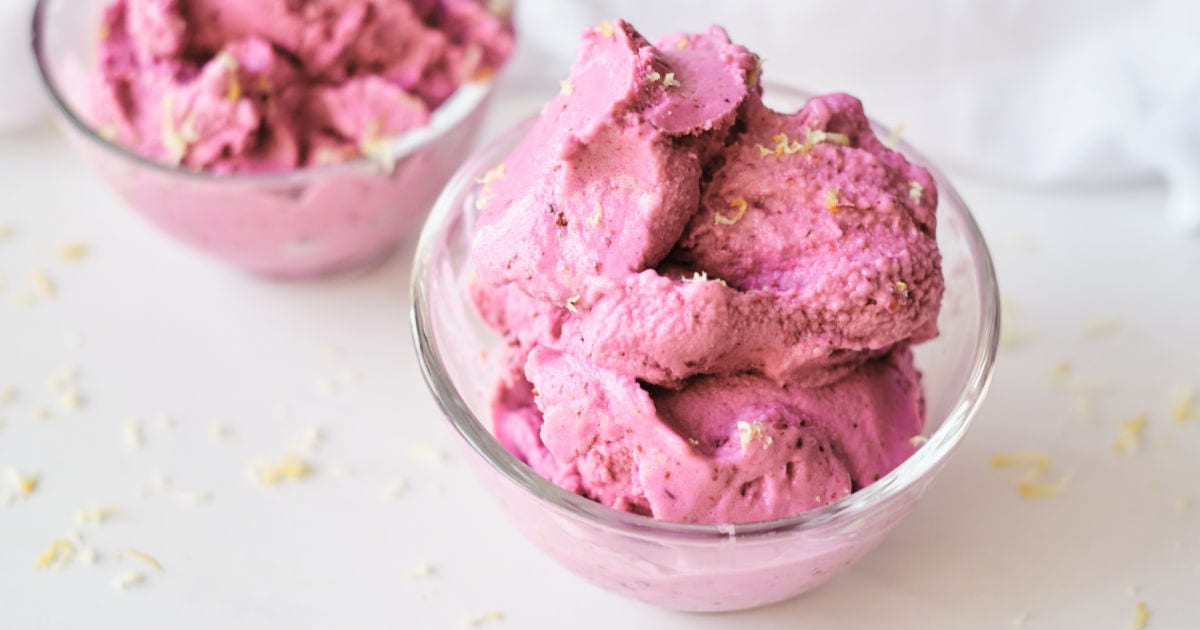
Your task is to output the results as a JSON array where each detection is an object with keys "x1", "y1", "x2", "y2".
[
  {"x1": 804, "y1": 128, "x2": 852, "y2": 150},
  {"x1": 59, "y1": 242, "x2": 89, "y2": 261},
  {"x1": 35, "y1": 539, "x2": 76, "y2": 569},
  {"x1": 1128, "y1": 601, "x2": 1150, "y2": 630},
  {"x1": 565, "y1": 295, "x2": 580, "y2": 313},
  {"x1": 1170, "y1": 386, "x2": 1196, "y2": 422},
  {"x1": 1016, "y1": 475, "x2": 1071, "y2": 498},
  {"x1": 98, "y1": 124, "x2": 119, "y2": 140},
  {"x1": 647, "y1": 71, "x2": 661, "y2": 83},
  {"x1": 894, "y1": 280, "x2": 910, "y2": 304},
  {"x1": 249, "y1": 455, "x2": 315, "y2": 487},
  {"x1": 112, "y1": 570, "x2": 144, "y2": 591},
  {"x1": 824, "y1": 188, "x2": 842, "y2": 214},
  {"x1": 217, "y1": 52, "x2": 242, "y2": 102},
  {"x1": 674, "y1": 37, "x2": 690, "y2": 50},
  {"x1": 755, "y1": 132, "x2": 803, "y2": 158},
  {"x1": 98, "y1": 21, "x2": 111, "y2": 41},
  {"x1": 405, "y1": 562, "x2": 436, "y2": 581},
  {"x1": 462, "y1": 611, "x2": 505, "y2": 627},
  {"x1": 662, "y1": 72, "x2": 680, "y2": 88},
  {"x1": 475, "y1": 163, "x2": 505, "y2": 211},
  {"x1": 60, "y1": 389, "x2": 84, "y2": 412},
  {"x1": 125, "y1": 549, "x2": 164, "y2": 573},
  {"x1": 990, "y1": 450, "x2": 1053, "y2": 474},
  {"x1": 681, "y1": 271, "x2": 727, "y2": 286},
  {"x1": 598, "y1": 20, "x2": 615, "y2": 38},
  {"x1": 8, "y1": 469, "x2": 38, "y2": 497},
  {"x1": 226, "y1": 77, "x2": 242, "y2": 103},
  {"x1": 32, "y1": 269, "x2": 55, "y2": 299},
  {"x1": 908, "y1": 181, "x2": 924, "y2": 203},
  {"x1": 736, "y1": 420, "x2": 773, "y2": 451},
  {"x1": 1113, "y1": 414, "x2": 1148, "y2": 454},
  {"x1": 76, "y1": 505, "x2": 119, "y2": 525},
  {"x1": 559, "y1": 79, "x2": 574, "y2": 97},
  {"x1": 586, "y1": 203, "x2": 603, "y2": 227},
  {"x1": 1176, "y1": 498, "x2": 1192, "y2": 512},
  {"x1": 123, "y1": 418, "x2": 145, "y2": 450},
  {"x1": 0, "y1": 384, "x2": 16, "y2": 403},
  {"x1": 476, "y1": 162, "x2": 506, "y2": 186},
  {"x1": 884, "y1": 123, "x2": 906, "y2": 149},
  {"x1": 909, "y1": 435, "x2": 928, "y2": 447},
  {"x1": 209, "y1": 421, "x2": 235, "y2": 441},
  {"x1": 358, "y1": 117, "x2": 396, "y2": 173},
  {"x1": 746, "y1": 57, "x2": 762, "y2": 87},
  {"x1": 160, "y1": 94, "x2": 190, "y2": 165},
  {"x1": 1048, "y1": 359, "x2": 1074, "y2": 387},
  {"x1": 992, "y1": 449, "x2": 1071, "y2": 498},
  {"x1": 715, "y1": 198, "x2": 749, "y2": 225}
]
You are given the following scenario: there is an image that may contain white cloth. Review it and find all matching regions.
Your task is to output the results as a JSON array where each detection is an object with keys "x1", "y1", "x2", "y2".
[{"x1": 510, "y1": 0, "x2": 1200, "y2": 231}]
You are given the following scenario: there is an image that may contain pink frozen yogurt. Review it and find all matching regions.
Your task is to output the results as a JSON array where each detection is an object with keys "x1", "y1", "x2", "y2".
[
  {"x1": 471, "y1": 20, "x2": 943, "y2": 524},
  {"x1": 93, "y1": 0, "x2": 513, "y2": 172}
]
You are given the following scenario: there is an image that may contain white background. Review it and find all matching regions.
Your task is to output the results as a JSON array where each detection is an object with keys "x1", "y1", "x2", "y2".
[{"x1": 2, "y1": 29, "x2": 1200, "y2": 630}]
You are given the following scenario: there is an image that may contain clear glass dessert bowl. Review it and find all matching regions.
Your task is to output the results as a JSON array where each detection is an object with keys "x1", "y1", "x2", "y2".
[
  {"x1": 33, "y1": 0, "x2": 498, "y2": 278},
  {"x1": 412, "y1": 84, "x2": 999, "y2": 612}
]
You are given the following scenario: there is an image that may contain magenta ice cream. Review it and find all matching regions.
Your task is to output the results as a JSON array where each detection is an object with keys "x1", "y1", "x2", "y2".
[
  {"x1": 471, "y1": 20, "x2": 943, "y2": 524},
  {"x1": 92, "y1": 0, "x2": 512, "y2": 172}
]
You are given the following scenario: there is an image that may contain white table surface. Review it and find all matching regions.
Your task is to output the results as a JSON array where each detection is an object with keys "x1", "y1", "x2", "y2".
[{"x1": 1, "y1": 77, "x2": 1198, "y2": 630}]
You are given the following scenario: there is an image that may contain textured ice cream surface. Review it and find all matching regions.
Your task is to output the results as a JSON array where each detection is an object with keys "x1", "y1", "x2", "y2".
[
  {"x1": 494, "y1": 345, "x2": 924, "y2": 524},
  {"x1": 92, "y1": 0, "x2": 513, "y2": 172},
  {"x1": 472, "y1": 19, "x2": 943, "y2": 524},
  {"x1": 471, "y1": 22, "x2": 757, "y2": 306}
]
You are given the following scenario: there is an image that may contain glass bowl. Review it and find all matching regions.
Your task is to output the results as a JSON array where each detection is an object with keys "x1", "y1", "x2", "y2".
[
  {"x1": 32, "y1": 0, "x2": 499, "y2": 279},
  {"x1": 412, "y1": 84, "x2": 999, "y2": 612}
]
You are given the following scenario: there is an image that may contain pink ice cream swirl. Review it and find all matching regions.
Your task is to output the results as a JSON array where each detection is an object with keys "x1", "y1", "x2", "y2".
[
  {"x1": 472, "y1": 20, "x2": 943, "y2": 524},
  {"x1": 92, "y1": 0, "x2": 514, "y2": 173}
]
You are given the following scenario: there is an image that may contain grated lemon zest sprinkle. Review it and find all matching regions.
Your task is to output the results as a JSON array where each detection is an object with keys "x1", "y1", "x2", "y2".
[
  {"x1": 112, "y1": 570, "x2": 144, "y2": 591},
  {"x1": 35, "y1": 539, "x2": 76, "y2": 569},
  {"x1": 598, "y1": 21, "x2": 615, "y2": 38},
  {"x1": 76, "y1": 505, "x2": 119, "y2": 525},
  {"x1": 1129, "y1": 601, "x2": 1150, "y2": 630},
  {"x1": 736, "y1": 420, "x2": 772, "y2": 451},
  {"x1": 1171, "y1": 386, "x2": 1196, "y2": 422},
  {"x1": 909, "y1": 181, "x2": 924, "y2": 203},
  {"x1": 662, "y1": 72, "x2": 680, "y2": 88},
  {"x1": 565, "y1": 295, "x2": 580, "y2": 313},
  {"x1": 559, "y1": 79, "x2": 574, "y2": 96},
  {"x1": 462, "y1": 611, "x2": 505, "y2": 627},
  {"x1": 715, "y1": 198, "x2": 749, "y2": 225},
  {"x1": 125, "y1": 549, "x2": 164, "y2": 573},
  {"x1": 32, "y1": 269, "x2": 55, "y2": 299},
  {"x1": 1113, "y1": 414, "x2": 1148, "y2": 454},
  {"x1": 824, "y1": 189, "x2": 842, "y2": 214},
  {"x1": 59, "y1": 242, "x2": 89, "y2": 261}
]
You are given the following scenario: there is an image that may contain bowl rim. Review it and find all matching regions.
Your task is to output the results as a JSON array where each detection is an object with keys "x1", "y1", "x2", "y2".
[
  {"x1": 411, "y1": 83, "x2": 1000, "y2": 541},
  {"x1": 29, "y1": 0, "x2": 496, "y2": 185}
]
